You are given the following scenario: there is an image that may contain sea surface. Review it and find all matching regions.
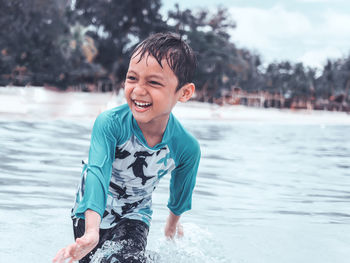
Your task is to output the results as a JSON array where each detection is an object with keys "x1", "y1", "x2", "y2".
[{"x1": 1, "y1": 90, "x2": 350, "y2": 263}]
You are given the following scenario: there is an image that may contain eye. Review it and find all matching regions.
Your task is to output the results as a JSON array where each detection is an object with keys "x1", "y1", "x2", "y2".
[
  {"x1": 149, "y1": 80, "x2": 162, "y2": 86},
  {"x1": 126, "y1": 75, "x2": 136, "y2": 81}
]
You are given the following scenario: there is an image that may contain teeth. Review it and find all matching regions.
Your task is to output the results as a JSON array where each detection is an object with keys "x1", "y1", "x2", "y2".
[{"x1": 134, "y1": 100, "x2": 151, "y2": 107}]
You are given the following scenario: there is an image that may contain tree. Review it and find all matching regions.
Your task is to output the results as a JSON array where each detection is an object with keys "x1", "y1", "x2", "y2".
[
  {"x1": 168, "y1": 5, "x2": 243, "y2": 101},
  {"x1": 238, "y1": 50, "x2": 264, "y2": 92},
  {"x1": 71, "y1": 0, "x2": 168, "y2": 87},
  {"x1": 0, "y1": 0, "x2": 73, "y2": 87},
  {"x1": 341, "y1": 57, "x2": 350, "y2": 103},
  {"x1": 265, "y1": 61, "x2": 292, "y2": 95}
]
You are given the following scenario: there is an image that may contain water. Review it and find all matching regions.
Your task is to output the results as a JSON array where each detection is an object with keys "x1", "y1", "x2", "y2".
[{"x1": 1, "y1": 110, "x2": 350, "y2": 262}]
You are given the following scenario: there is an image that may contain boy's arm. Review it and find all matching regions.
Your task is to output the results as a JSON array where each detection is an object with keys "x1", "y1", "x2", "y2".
[
  {"x1": 164, "y1": 210, "x2": 183, "y2": 239},
  {"x1": 75, "y1": 112, "x2": 118, "y2": 219},
  {"x1": 54, "y1": 112, "x2": 119, "y2": 263},
  {"x1": 84, "y1": 209, "x2": 101, "y2": 235},
  {"x1": 167, "y1": 138, "x2": 200, "y2": 229},
  {"x1": 53, "y1": 210, "x2": 101, "y2": 263}
]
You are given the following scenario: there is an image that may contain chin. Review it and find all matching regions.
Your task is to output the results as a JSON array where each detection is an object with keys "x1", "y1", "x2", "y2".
[{"x1": 131, "y1": 111, "x2": 152, "y2": 123}]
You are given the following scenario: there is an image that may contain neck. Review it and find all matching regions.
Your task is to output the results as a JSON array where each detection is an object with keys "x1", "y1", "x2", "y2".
[{"x1": 136, "y1": 115, "x2": 170, "y2": 147}]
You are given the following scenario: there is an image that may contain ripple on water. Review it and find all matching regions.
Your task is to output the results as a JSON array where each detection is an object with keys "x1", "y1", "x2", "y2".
[{"x1": 1, "y1": 117, "x2": 350, "y2": 262}]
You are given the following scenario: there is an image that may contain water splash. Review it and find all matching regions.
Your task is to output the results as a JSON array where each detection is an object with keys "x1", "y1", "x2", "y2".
[
  {"x1": 146, "y1": 223, "x2": 230, "y2": 263},
  {"x1": 90, "y1": 223, "x2": 230, "y2": 263},
  {"x1": 90, "y1": 240, "x2": 148, "y2": 263},
  {"x1": 90, "y1": 241, "x2": 122, "y2": 262}
]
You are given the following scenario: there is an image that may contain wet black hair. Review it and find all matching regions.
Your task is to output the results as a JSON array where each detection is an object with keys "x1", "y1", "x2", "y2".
[{"x1": 130, "y1": 32, "x2": 197, "y2": 91}]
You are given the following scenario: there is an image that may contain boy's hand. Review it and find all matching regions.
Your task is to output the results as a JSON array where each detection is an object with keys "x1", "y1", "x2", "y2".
[
  {"x1": 52, "y1": 229, "x2": 99, "y2": 263},
  {"x1": 164, "y1": 211, "x2": 183, "y2": 239},
  {"x1": 164, "y1": 221, "x2": 184, "y2": 239},
  {"x1": 53, "y1": 210, "x2": 101, "y2": 263}
]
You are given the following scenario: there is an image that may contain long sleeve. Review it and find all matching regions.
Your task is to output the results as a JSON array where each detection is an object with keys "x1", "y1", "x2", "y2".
[
  {"x1": 167, "y1": 139, "x2": 201, "y2": 216},
  {"x1": 75, "y1": 112, "x2": 118, "y2": 219}
]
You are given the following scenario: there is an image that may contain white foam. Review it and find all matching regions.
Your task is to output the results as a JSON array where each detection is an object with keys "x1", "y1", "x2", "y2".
[
  {"x1": 88, "y1": 223, "x2": 231, "y2": 263},
  {"x1": 146, "y1": 223, "x2": 231, "y2": 263}
]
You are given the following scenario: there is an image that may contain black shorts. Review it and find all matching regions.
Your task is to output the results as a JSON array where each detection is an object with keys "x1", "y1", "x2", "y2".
[{"x1": 73, "y1": 217, "x2": 149, "y2": 263}]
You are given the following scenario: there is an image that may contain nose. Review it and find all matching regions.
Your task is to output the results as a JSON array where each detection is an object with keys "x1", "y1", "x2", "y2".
[{"x1": 132, "y1": 83, "x2": 147, "y2": 96}]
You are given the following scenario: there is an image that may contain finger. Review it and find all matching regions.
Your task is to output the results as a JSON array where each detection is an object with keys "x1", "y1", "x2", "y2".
[
  {"x1": 72, "y1": 240, "x2": 93, "y2": 260},
  {"x1": 177, "y1": 224, "x2": 184, "y2": 237},
  {"x1": 53, "y1": 248, "x2": 65, "y2": 262},
  {"x1": 165, "y1": 231, "x2": 176, "y2": 240},
  {"x1": 64, "y1": 243, "x2": 77, "y2": 259}
]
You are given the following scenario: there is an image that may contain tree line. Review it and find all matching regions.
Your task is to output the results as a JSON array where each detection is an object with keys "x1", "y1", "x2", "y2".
[{"x1": 1, "y1": 0, "x2": 349, "y2": 110}]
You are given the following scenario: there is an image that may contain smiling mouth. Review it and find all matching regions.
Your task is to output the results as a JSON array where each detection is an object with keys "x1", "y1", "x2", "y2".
[{"x1": 133, "y1": 100, "x2": 152, "y2": 109}]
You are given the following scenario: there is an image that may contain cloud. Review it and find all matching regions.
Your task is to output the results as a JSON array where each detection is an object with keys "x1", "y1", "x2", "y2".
[
  {"x1": 322, "y1": 10, "x2": 350, "y2": 36},
  {"x1": 228, "y1": 5, "x2": 350, "y2": 68},
  {"x1": 298, "y1": 47, "x2": 344, "y2": 68},
  {"x1": 307, "y1": 11, "x2": 350, "y2": 64},
  {"x1": 228, "y1": 6, "x2": 312, "y2": 61},
  {"x1": 230, "y1": 5, "x2": 312, "y2": 38}
]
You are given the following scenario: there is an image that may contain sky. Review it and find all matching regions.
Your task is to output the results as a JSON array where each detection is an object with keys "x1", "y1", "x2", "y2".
[{"x1": 162, "y1": 0, "x2": 350, "y2": 69}]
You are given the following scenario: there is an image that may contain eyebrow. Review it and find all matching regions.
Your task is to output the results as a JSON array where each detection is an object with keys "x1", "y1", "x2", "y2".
[
  {"x1": 126, "y1": 70, "x2": 137, "y2": 75},
  {"x1": 147, "y1": 74, "x2": 164, "y2": 80},
  {"x1": 127, "y1": 70, "x2": 164, "y2": 81}
]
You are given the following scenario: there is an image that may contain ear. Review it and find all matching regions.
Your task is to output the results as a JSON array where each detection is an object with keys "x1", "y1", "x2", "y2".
[{"x1": 178, "y1": 83, "x2": 195, "y2": 102}]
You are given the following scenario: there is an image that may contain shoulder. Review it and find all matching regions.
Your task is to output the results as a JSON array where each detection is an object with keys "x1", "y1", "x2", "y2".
[
  {"x1": 97, "y1": 104, "x2": 130, "y2": 122},
  {"x1": 95, "y1": 104, "x2": 131, "y2": 127},
  {"x1": 93, "y1": 104, "x2": 132, "y2": 138},
  {"x1": 168, "y1": 115, "x2": 201, "y2": 163}
]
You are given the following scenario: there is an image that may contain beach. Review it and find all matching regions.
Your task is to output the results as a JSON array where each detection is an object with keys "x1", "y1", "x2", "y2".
[{"x1": 1, "y1": 86, "x2": 350, "y2": 125}]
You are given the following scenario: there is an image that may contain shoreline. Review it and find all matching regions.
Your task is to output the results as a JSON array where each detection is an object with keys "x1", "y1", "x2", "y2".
[
  {"x1": 1, "y1": 86, "x2": 350, "y2": 124},
  {"x1": 172, "y1": 101, "x2": 350, "y2": 125}
]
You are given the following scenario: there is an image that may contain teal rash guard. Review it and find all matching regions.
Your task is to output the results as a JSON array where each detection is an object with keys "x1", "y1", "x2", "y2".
[{"x1": 71, "y1": 104, "x2": 201, "y2": 228}]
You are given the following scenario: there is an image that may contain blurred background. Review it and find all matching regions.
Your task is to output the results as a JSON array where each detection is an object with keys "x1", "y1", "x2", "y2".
[
  {"x1": 1, "y1": 1, "x2": 350, "y2": 263},
  {"x1": 1, "y1": 0, "x2": 350, "y2": 110}
]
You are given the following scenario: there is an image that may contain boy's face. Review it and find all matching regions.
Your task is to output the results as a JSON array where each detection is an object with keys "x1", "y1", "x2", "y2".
[{"x1": 124, "y1": 52, "x2": 183, "y2": 126}]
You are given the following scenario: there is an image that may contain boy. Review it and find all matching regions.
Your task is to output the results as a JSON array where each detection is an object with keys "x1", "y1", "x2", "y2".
[{"x1": 53, "y1": 32, "x2": 200, "y2": 263}]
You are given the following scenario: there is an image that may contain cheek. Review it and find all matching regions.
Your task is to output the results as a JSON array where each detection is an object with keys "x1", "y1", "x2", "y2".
[
  {"x1": 124, "y1": 85, "x2": 132, "y2": 97},
  {"x1": 149, "y1": 90, "x2": 165, "y2": 102},
  {"x1": 152, "y1": 91, "x2": 174, "y2": 108}
]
